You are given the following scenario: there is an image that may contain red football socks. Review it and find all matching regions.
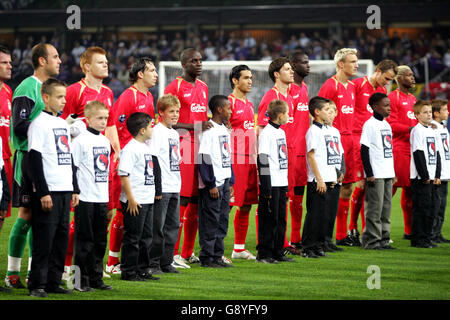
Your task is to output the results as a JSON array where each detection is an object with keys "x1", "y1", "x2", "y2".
[
  {"x1": 107, "y1": 209, "x2": 124, "y2": 266},
  {"x1": 233, "y1": 209, "x2": 250, "y2": 252},
  {"x1": 349, "y1": 186, "x2": 365, "y2": 231},
  {"x1": 336, "y1": 198, "x2": 350, "y2": 241},
  {"x1": 401, "y1": 187, "x2": 413, "y2": 235},
  {"x1": 180, "y1": 202, "x2": 198, "y2": 259}
]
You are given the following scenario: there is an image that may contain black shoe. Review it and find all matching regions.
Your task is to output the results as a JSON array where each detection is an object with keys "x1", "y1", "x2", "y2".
[
  {"x1": 29, "y1": 289, "x2": 48, "y2": 298},
  {"x1": 215, "y1": 260, "x2": 235, "y2": 267},
  {"x1": 161, "y1": 265, "x2": 181, "y2": 273},
  {"x1": 403, "y1": 233, "x2": 412, "y2": 240},
  {"x1": 323, "y1": 243, "x2": 335, "y2": 252},
  {"x1": 314, "y1": 250, "x2": 328, "y2": 257},
  {"x1": 91, "y1": 283, "x2": 113, "y2": 290},
  {"x1": 301, "y1": 250, "x2": 318, "y2": 258},
  {"x1": 74, "y1": 286, "x2": 94, "y2": 292},
  {"x1": 429, "y1": 242, "x2": 438, "y2": 248},
  {"x1": 328, "y1": 243, "x2": 343, "y2": 251},
  {"x1": 121, "y1": 274, "x2": 147, "y2": 281},
  {"x1": 149, "y1": 267, "x2": 164, "y2": 275},
  {"x1": 46, "y1": 286, "x2": 73, "y2": 294},
  {"x1": 200, "y1": 261, "x2": 222, "y2": 268},
  {"x1": 284, "y1": 245, "x2": 301, "y2": 256},
  {"x1": 275, "y1": 256, "x2": 295, "y2": 262},
  {"x1": 255, "y1": 258, "x2": 278, "y2": 264},
  {"x1": 336, "y1": 235, "x2": 356, "y2": 246},
  {"x1": 349, "y1": 229, "x2": 362, "y2": 246},
  {"x1": 412, "y1": 242, "x2": 432, "y2": 248},
  {"x1": 0, "y1": 286, "x2": 11, "y2": 293},
  {"x1": 439, "y1": 236, "x2": 450, "y2": 243},
  {"x1": 140, "y1": 272, "x2": 160, "y2": 281},
  {"x1": 380, "y1": 245, "x2": 397, "y2": 250}
]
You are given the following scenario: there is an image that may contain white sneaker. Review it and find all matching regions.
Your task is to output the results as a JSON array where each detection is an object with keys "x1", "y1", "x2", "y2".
[
  {"x1": 62, "y1": 266, "x2": 71, "y2": 281},
  {"x1": 173, "y1": 255, "x2": 191, "y2": 269},
  {"x1": 231, "y1": 249, "x2": 257, "y2": 260},
  {"x1": 222, "y1": 256, "x2": 232, "y2": 264},
  {"x1": 389, "y1": 239, "x2": 394, "y2": 244},
  {"x1": 105, "y1": 263, "x2": 121, "y2": 275},
  {"x1": 103, "y1": 270, "x2": 111, "y2": 278}
]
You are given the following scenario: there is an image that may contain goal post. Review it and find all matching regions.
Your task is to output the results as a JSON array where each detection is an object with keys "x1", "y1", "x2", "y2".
[{"x1": 158, "y1": 59, "x2": 375, "y2": 110}]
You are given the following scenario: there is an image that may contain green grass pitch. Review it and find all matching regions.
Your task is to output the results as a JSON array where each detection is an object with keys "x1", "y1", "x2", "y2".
[{"x1": 0, "y1": 191, "x2": 449, "y2": 301}]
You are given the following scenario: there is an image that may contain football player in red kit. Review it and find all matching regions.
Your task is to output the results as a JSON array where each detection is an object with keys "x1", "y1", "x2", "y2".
[
  {"x1": 257, "y1": 57, "x2": 300, "y2": 256},
  {"x1": 386, "y1": 66, "x2": 417, "y2": 239},
  {"x1": 318, "y1": 48, "x2": 358, "y2": 246},
  {"x1": 286, "y1": 51, "x2": 310, "y2": 252},
  {"x1": 164, "y1": 48, "x2": 211, "y2": 268},
  {"x1": 0, "y1": 46, "x2": 12, "y2": 227},
  {"x1": 61, "y1": 47, "x2": 120, "y2": 277},
  {"x1": 349, "y1": 59, "x2": 397, "y2": 244},
  {"x1": 105, "y1": 57, "x2": 158, "y2": 274},
  {"x1": 227, "y1": 65, "x2": 258, "y2": 260}
]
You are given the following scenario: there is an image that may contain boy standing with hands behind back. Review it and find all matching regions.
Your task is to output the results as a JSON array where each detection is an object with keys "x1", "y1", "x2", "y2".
[
  {"x1": 198, "y1": 95, "x2": 235, "y2": 268},
  {"x1": 410, "y1": 100, "x2": 441, "y2": 248},
  {"x1": 360, "y1": 93, "x2": 396, "y2": 250}
]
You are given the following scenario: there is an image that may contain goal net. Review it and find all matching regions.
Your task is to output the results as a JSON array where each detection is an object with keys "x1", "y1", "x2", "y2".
[{"x1": 158, "y1": 60, "x2": 375, "y2": 110}]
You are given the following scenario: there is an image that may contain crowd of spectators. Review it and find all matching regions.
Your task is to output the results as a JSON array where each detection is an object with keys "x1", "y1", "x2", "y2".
[{"x1": 3, "y1": 28, "x2": 449, "y2": 97}]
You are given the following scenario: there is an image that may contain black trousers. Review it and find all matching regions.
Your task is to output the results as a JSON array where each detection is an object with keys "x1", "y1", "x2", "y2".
[
  {"x1": 74, "y1": 201, "x2": 108, "y2": 287},
  {"x1": 256, "y1": 186, "x2": 288, "y2": 259},
  {"x1": 28, "y1": 192, "x2": 71, "y2": 291},
  {"x1": 431, "y1": 181, "x2": 448, "y2": 240},
  {"x1": 411, "y1": 179, "x2": 434, "y2": 246},
  {"x1": 303, "y1": 182, "x2": 340, "y2": 251},
  {"x1": 149, "y1": 193, "x2": 180, "y2": 269},
  {"x1": 121, "y1": 201, "x2": 153, "y2": 277},
  {"x1": 198, "y1": 180, "x2": 230, "y2": 263}
]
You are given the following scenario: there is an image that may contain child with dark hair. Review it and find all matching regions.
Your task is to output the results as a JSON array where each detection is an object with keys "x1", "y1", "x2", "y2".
[
  {"x1": 118, "y1": 112, "x2": 161, "y2": 281},
  {"x1": 197, "y1": 95, "x2": 235, "y2": 268},
  {"x1": 360, "y1": 93, "x2": 396, "y2": 250}
]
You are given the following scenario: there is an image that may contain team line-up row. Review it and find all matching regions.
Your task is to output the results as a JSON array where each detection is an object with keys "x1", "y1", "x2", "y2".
[{"x1": 0, "y1": 44, "x2": 448, "y2": 298}]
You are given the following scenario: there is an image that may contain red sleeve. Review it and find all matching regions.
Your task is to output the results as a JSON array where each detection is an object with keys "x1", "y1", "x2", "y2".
[
  {"x1": 61, "y1": 84, "x2": 78, "y2": 120},
  {"x1": 257, "y1": 90, "x2": 275, "y2": 127},
  {"x1": 386, "y1": 92, "x2": 410, "y2": 136},
  {"x1": 318, "y1": 79, "x2": 336, "y2": 101},
  {"x1": 106, "y1": 90, "x2": 115, "y2": 127},
  {"x1": 164, "y1": 80, "x2": 177, "y2": 96}
]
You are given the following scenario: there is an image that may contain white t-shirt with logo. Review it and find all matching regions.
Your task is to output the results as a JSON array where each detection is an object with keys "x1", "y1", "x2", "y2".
[
  {"x1": 148, "y1": 123, "x2": 181, "y2": 193},
  {"x1": 28, "y1": 112, "x2": 73, "y2": 192},
  {"x1": 198, "y1": 120, "x2": 232, "y2": 188},
  {"x1": 72, "y1": 130, "x2": 111, "y2": 203},
  {"x1": 118, "y1": 138, "x2": 155, "y2": 204},
  {"x1": 360, "y1": 117, "x2": 395, "y2": 179},
  {"x1": 306, "y1": 123, "x2": 343, "y2": 183},
  {"x1": 258, "y1": 122, "x2": 288, "y2": 187},
  {"x1": 432, "y1": 120, "x2": 450, "y2": 181},
  {"x1": 410, "y1": 123, "x2": 438, "y2": 180}
]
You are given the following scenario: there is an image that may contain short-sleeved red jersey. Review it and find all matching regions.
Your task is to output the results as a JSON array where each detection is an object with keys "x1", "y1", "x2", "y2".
[
  {"x1": 318, "y1": 76, "x2": 356, "y2": 135},
  {"x1": 257, "y1": 85, "x2": 295, "y2": 147},
  {"x1": 164, "y1": 76, "x2": 208, "y2": 125},
  {"x1": 352, "y1": 76, "x2": 387, "y2": 135},
  {"x1": 228, "y1": 93, "x2": 256, "y2": 155},
  {"x1": 62, "y1": 79, "x2": 115, "y2": 127},
  {"x1": 0, "y1": 83, "x2": 12, "y2": 159},
  {"x1": 114, "y1": 86, "x2": 156, "y2": 149},
  {"x1": 386, "y1": 88, "x2": 417, "y2": 149},
  {"x1": 290, "y1": 81, "x2": 310, "y2": 156}
]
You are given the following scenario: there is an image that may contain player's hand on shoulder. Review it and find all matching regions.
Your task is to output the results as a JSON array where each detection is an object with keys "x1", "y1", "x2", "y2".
[{"x1": 202, "y1": 121, "x2": 214, "y2": 132}]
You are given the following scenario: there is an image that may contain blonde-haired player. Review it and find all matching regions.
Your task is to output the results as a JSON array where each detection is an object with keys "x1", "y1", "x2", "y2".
[{"x1": 318, "y1": 48, "x2": 359, "y2": 247}]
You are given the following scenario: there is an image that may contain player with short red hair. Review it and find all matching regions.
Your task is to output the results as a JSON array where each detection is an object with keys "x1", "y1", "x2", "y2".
[{"x1": 61, "y1": 46, "x2": 120, "y2": 277}]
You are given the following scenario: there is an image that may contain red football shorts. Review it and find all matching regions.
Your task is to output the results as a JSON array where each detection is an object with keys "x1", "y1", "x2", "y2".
[
  {"x1": 180, "y1": 135, "x2": 199, "y2": 198},
  {"x1": 352, "y1": 134, "x2": 365, "y2": 182},
  {"x1": 341, "y1": 134, "x2": 357, "y2": 184},
  {"x1": 288, "y1": 151, "x2": 307, "y2": 196},
  {"x1": 393, "y1": 145, "x2": 411, "y2": 187},
  {"x1": 3, "y1": 157, "x2": 12, "y2": 218},
  {"x1": 230, "y1": 154, "x2": 258, "y2": 207}
]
